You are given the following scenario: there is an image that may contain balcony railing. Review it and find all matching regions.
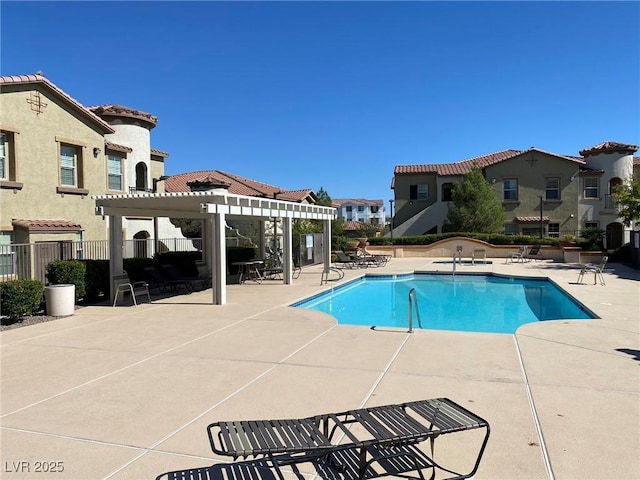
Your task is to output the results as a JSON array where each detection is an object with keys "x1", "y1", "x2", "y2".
[
  {"x1": 129, "y1": 187, "x2": 153, "y2": 194},
  {"x1": 604, "y1": 194, "x2": 619, "y2": 210}
]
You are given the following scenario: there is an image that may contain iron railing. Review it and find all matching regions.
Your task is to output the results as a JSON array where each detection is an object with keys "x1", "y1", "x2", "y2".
[{"x1": 0, "y1": 236, "x2": 266, "y2": 284}]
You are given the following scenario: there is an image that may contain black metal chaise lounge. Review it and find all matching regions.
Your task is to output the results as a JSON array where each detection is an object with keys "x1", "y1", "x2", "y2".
[
  {"x1": 524, "y1": 244, "x2": 543, "y2": 262},
  {"x1": 197, "y1": 398, "x2": 490, "y2": 480}
]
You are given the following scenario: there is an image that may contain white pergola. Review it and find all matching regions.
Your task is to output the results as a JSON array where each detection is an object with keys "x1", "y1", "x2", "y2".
[{"x1": 93, "y1": 188, "x2": 336, "y2": 304}]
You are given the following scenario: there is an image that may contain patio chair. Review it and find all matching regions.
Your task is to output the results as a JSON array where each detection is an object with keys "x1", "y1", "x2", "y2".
[
  {"x1": 156, "y1": 461, "x2": 277, "y2": 480},
  {"x1": 524, "y1": 244, "x2": 543, "y2": 262},
  {"x1": 205, "y1": 397, "x2": 490, "y2": 480},
  {"x1": 160, "y1": 263, "x2": 207, "y2": 291},
  {"x1": 112, "y1": 272, "x2": 150, "y2": 307},
  {"x1": 472, "y1": 248, "x2": 487, "y2": 265},
  {"x1": 334, "y1": 250, "x2": 361, "y2": 269},
  {"x1": 506, "y1": 246, "x2": 526, "y2": 263},
  {"x1": 357, "y1": 247, "x2": 391, "y2": 267},
  {"x1": 577, "y1": 256, "x2": 608, "y2": 285},
  {"x1": 143, "y1": 266, "x2": 190, "y2": 294}
]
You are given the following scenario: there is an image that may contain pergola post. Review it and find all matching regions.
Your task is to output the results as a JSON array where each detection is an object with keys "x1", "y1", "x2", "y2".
[
  {"x1": 210, "y1": 212, "x2": 227, "y2": 305},
  {"x1": 258, "y1": 220, "x2": 267, "y2": 257},
  {"x1": 323, "y1": 218, "x2": 332, "y2": 275},
  {"x1": 108, "y1": 214, "x2": 123, "y2": 303},
  {"x1": 282, "y1": 216, "x2": 292, "y2": 285}
]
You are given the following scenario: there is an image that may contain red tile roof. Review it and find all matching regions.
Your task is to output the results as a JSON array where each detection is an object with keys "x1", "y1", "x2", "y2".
[
  {"x1": 579, "y1": 141, "x2": 639, "y2": 157},
  {"x1": 394, "y1": 148, "x2": 586, "y2": 176},
  {"x1": 634, "y1": 156, "x2": 640, "y2": 165},
  {"x1": 186, "y1": 174, "x2": 231, "y2": 190},
  {"x1": 0, "y1": 72, "x2": 114, "y2": 134},
  {"x1": 165, "y1": 170, "x2": 315, "y2": 203},
  {"x1": 394, "y1": 149, "x2": 522, "y2": 176},
  {"x1": 12, "y1": 219, "x2": 83, "y2": 232},
  {"x1": 342, "y1": 220, "x2": 368, "y2": 231},
  {"x1": 88, "y1": 104, "x2": 158, "y2": 129},
  {"x1": 515, "y1": 216, "x2": 550, "y2": 223},
  {"x1": 150, "y1": 148, "x2": 169, "y2": 158},
  {"x1": 105, "y1": 141, "x2": 132, "y2": 153}
]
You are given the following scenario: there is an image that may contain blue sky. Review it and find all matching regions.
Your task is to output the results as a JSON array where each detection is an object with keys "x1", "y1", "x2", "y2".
[{"x1": 2, "y1": 1, "x2": 639, "y2": 203}]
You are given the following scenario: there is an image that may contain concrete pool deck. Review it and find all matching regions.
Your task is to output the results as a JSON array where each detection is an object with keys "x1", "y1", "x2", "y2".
[{"x1": 1, "y1": 258, "x2": 638, "y2": 479}]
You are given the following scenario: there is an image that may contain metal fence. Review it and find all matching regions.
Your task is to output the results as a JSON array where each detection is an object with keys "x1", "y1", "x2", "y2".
[{"x1": 0, "y1": 238, "x2": 206, "y2": 284}]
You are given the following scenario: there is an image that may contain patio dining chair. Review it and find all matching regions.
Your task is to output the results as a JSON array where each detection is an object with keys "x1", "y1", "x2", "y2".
[
  {"x1": 113, "y1": 272, "x2": 151, "y2": 307},
  {"x1": 506, "y1": 246, "x2": 526, "y2": 263},
  {"x1": 577, "y1": 256, "x2": 608, "y2": 285}
]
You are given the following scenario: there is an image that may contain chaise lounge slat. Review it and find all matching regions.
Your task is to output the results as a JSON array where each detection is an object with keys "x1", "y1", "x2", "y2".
[{"x1": 205, "y1": 398, "x2": 489, "y2": 480}]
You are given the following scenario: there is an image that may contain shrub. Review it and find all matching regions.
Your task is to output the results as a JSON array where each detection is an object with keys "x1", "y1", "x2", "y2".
[
  {"x1": 367, "y1": 232, "x2": 559, "y2": 247},
  {"x1": 226, "y1": 247, "x2": 258, "y2": 274},
  {"x1": 0, "y1": 279, "x2": 44, "y2": 319},
  {"x1": 81, "y1": 259, "x2": 110, "y2": 301},
  {"x1": 46, "y1": 260, "x2": 86, "y2": 301},
  {"x1": 154, "y1": 251, "x2": 203, "y2": 276}
]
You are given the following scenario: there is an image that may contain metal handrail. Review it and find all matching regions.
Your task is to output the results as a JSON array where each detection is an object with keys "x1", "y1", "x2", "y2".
[{"x1": 408, "y1": 288, "x2": 423, "y2": 333}]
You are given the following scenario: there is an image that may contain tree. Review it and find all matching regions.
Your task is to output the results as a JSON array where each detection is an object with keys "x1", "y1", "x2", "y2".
[
  {"x1": 445, "y1": 165, "x2": 505, "y2": 233},
  {"x1": 316, "y1": 187, "x2": 333, "y2": 207},
  {"x1": 612, "y1": 175, "x2": 640, "y2": 228}
]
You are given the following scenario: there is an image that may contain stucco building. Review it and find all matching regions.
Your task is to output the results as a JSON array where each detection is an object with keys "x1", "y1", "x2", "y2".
[
  {"x1": 0, "y1": 72, "x2": 184, "y2": 277},
  {"x1": 391, "y1": 142, "x2": 639, "y2": 249}
]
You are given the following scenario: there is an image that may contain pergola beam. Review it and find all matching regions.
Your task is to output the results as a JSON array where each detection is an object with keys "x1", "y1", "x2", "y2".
[{"x1": 94, "y1": 190, "x2": 336, "y2": 305}]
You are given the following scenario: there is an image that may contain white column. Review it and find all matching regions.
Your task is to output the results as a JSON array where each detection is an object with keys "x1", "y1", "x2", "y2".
[
  {"x1": 108, "y1": 214, "x2": 123, "y2": 303},
  {"x1": 323, "y1": 219, "x2": 332, "y2": 274},
  {"x1": 258, "y1": 220, "x2": 267, "y2": 258},
  {"x1": 210, "y1": 212, "x2": 227, "y2": 304},
  {"x1": 282, "y1": 216, "x2": 293, "y2": 284}
]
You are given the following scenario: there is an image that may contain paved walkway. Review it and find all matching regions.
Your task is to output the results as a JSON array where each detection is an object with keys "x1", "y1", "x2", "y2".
[{"x1": 1, "y1": 258, "x2": 638, "y2": 480}]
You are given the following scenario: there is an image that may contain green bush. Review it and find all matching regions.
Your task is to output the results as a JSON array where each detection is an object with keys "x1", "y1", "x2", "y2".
[
  {"x1": 0, "y1": 279, "x2": 44, "y2": 319},
  {"x1": 46, "y1": 260, "x2": 86, "y2": 301},
  {"x1": 123, "y1": 257, "x2": 157, "y2": 283},
  {"x1": 367, "y1": 232, "x2": 560, "y2": 247},
  {"x1": 81, "y1": 259, "x2": 110, "y2": 301},
  {"x1": 154, "y1": 251, "x2": 203, "y2": 276},
  {"x1": 226, "y1": 246, "x2": 258, "y2": 274}
]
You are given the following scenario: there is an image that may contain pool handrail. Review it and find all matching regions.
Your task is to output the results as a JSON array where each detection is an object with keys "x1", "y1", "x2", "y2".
[{"x1": 408, "y1": 287, "x2": 423, "y2": 332}]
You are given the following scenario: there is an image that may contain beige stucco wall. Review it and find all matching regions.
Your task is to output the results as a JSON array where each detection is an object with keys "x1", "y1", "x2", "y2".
[
  {"x1": 150, "y1": 157, "x2": 165, "y2": 192},
  {"x1": 485, "y1": 152, "x2": 580, "y2": 235},
  {"x1": 0, "y1": 84, "x2": 111, "y2": 241},
  {"x1": 393, "y1": 172, "x2": 438, "y2": 227}
]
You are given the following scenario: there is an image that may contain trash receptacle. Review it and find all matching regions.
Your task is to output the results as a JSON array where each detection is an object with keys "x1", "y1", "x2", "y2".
[{"x1": 44, "y1": 284, "x2": 75, "y2": 316}]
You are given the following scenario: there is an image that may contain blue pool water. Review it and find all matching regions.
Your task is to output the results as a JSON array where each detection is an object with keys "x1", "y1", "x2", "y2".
[{"x1": 292, "y1": 274, "x2": 596, "y2": 334}]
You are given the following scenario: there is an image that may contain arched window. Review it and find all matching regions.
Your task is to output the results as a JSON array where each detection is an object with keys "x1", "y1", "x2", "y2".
[
  {"x1": 133, "y1": 230, "x2": 150, "y2": 258},
  {"x1": 135, "y1": 162, "x2": 148, "y2": 192},
  {"x1": 607, "y1": 177, "x2": 623, "y2": 209}
]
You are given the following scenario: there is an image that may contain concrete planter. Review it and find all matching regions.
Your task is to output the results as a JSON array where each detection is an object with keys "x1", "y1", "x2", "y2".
[
  {"x1": 563, "y1": 247, "x2": 582, "y2": 264},
  {"x1": 45, "y1": 284, "x2": 75, "y2": 317}
]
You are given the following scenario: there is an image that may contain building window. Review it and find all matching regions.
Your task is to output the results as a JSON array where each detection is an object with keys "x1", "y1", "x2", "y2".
[
  {"x1": 545, "y1": 177, "x2": 560, "y2": 200},
  {"x1": 346, "y1": 206, "x2": 352, "y2": 213},
  {"x1": 357, "y1": 205, "x2": 365, "y2": 212},
  {"x1": 548, "y1": 223, "x2": 560, "y2": 238},
  {"x1": 0, "y1": 231, "x2": 15, "y2": 276},
  {"x1": 60, "y1": 144, "x2": 82, "y2": 187},
  {"x1": 504, "y1": 224, "x2": 518, "y2": 235},
  {"x1": 0, "y1": 133, "x2": 7, "y2": 180},
  {"x1": 107, "y1": 154, "x2": 123, "y2": 191},
  {"x1": 0, "y1": 131, "x2": 18, "y2": 182},
  {"x1": 584, "y1": 177, "x2": 599, "y2": 199},
  {"x1": 370, "y1": 206, "x2": 379, "y2": 214},
  {"x1": 75, "y1": 232, "x2": 84, "y2": 260},
  {"x1": 410, "y1": 184, "x2": 428, "y2": 200},
  {"x1": 442, "y1": 183, "x2": 453, "y2": 201},
  {"x1": 585, "y1": 221, "x2": 599, "y2": 229},
  {"x1": 503, "y1": 179, "x2": 518, "y2": 201}
]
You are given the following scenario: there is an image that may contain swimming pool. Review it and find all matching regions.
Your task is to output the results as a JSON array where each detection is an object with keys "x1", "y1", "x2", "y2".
[{"x1": 292, "y1": 274, "x2": 596, "y2": 334}]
